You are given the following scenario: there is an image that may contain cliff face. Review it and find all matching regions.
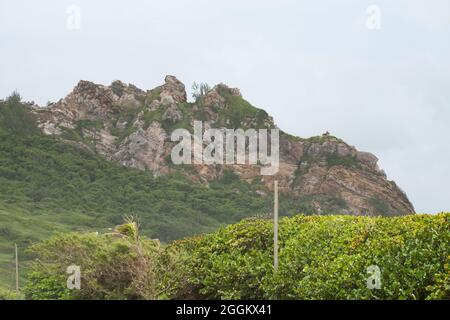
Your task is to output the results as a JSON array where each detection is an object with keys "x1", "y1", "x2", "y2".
[{"x1": 31, "y1": 75, "x2": 414, "y2": 216}]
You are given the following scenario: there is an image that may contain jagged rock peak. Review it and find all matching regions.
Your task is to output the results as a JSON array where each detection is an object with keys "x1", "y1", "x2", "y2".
[
  {"x1": 72, "y1": 80, "x2": 109, "y2": 97},
  {"x1": 156, "y1": 75, "x2": 187, "y2": 104},
  {"x1": 165, "y1": 74, "x2": 183, "y2": 86},
  {"x1": 65, "y1": 76, "x2": 241, "y2": 110},
  {"x1": 27, "y1": 75, "x2": 415, "y2": 217}
]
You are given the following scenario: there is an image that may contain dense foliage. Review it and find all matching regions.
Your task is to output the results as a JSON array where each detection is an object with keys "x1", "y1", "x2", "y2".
[
  {"x1": 0, "y1": 96, "x2": 276, "y2": 288},
  {"x1": 0, "y1": 286, "x2": 21, "y2": 300},
  {"x1": 24, "y1": 214, "x2": 449, "y2": 300},
  {"x1": 166, "y1": 214, "x2": 450, "y2": 300},
  {"x1": 0, "y1": 130, "x2": 272, "y2": 241},
  {"x1": 24, "y1": 220, "x2": 174, "y2": 300},
  {"x1": 1, "y1": 94, "x2": 446, "y2": 300}
]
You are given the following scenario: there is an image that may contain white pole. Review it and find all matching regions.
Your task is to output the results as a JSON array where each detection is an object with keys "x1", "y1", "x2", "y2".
[
  {"x1": 273, "y1": 180, "x2": 279, "y2": 271},
  {"x1": 15, "y1": 243, "x2": 19, "y2": 293}
]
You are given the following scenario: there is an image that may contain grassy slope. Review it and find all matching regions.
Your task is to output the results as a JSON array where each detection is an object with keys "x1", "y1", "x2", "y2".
[
  {"x1": 0, "y1": 204, "x2": 71, "y2": 286},
  {"x1": 0, "y1": 94, "x2": 417, "y2": 291},
  {"x1": 0, "y1": 97, "x2": 277, "y2": 288}
]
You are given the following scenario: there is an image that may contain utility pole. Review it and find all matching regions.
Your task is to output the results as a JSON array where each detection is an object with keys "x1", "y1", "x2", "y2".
[
  {"x1": 15, "y1": 243, "x2": 19, "y2": 293},
  {"x1": 273, "y1": 180, "x2": 279, "y2": 272}
]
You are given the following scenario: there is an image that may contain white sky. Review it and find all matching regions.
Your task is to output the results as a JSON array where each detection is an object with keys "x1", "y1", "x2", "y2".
[{"x1": 1, "y1": 0, "x2": 449, "y2": 213}]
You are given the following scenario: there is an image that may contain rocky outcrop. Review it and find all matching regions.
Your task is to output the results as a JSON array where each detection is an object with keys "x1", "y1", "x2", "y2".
[
  {"x1": 113, "y1": 122, "x2": 167, "y2": 174},
  {"x1": 155, "y1": 75, "x2": 187, "y2": 104},
  {"x1": 162, "y1": 104, "x2": 182, "y2": 122},
  {"x1": 29, "y1": 75, "x2": 415, "y2": 216}
]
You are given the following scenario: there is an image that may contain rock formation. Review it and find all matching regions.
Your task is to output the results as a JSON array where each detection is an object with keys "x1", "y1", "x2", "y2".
[{"x1": 30, "y1": 75, "x2": 415, "y2": 216}]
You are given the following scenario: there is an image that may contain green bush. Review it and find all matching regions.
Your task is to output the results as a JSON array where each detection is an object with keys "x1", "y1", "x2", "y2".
[
  {"x1": 326, "y1": 153, "x2": 359, "y2": 168},
  {"x1": 166, "y1": 213, "x2": 450, "y2": 300},
  {"x1": 426, "y1": 255, "x2": 450, "y2": 300},
  {"x1": 0, "y1": 287, "x2": 21, "y2": 300},
  {"x1": 192, "y1": 82, "x2": 211, "y2": 102},
  {"x1": 0, "y1": 92, "x2": 39, "y2": 136},
  {"x1": 24, "y1": 221, "x2": 165, "y2": 300},
  {"x1": 369, "y1": 198, "x2": 391, "y2": 216},
  {"x1": 24, "y1": 214, "x2": 449, "y2": 300}
]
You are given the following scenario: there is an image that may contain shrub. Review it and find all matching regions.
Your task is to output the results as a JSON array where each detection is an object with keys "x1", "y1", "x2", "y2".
[
  {"x1": 0, "y1": 287, "x2": 21, "y2": 300},
  {"x1": 110, "y1": 80, "x2": 125, "y2": 97},
  {"x1": 219, "y1": 170, "x2": 239, "y2": 185},
  {"x1": 426, "y1": 255, "x2": 450, "y2": 300},
  {"x1": 24, "y1": 220, "x2": 164, "y2": 300},
  {"x1": 192, "y1": 82, "x2": 211, "y2": 102},
  {"x1": 23, "y1": 214, "x2": 449, "y2": 300},
  {"x1": 0, "y1": 92, "x2": 39, "y2": 136},
  {"x1": 326, "y1": 153, "x2": 359, "y2": 168},
  {"x1": 167, "y1": 213, "x2": 450, "y2": 300},
  {"x1": 369, "y1": 198, "x2": 391, "y2": 216}
]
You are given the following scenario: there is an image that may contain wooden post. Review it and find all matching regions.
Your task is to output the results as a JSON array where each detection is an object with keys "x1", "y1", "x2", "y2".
[
  {"x1": 15, "y1": 243, "x2": 19, "y2": 293},
  {"x1": 273, "y1": 180, "x2": 279, "y2": 271}
]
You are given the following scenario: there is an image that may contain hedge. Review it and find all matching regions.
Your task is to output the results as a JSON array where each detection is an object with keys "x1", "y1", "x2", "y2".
[{"x1": 165, "y1": 214, "x2": 450, "y2": 300}]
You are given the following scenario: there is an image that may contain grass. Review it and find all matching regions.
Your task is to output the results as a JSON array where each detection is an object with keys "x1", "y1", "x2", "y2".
[
  {"x1": 326, "y1": 153, "x2": 360, "y2": 168},
  {"x1": 0, "y1": 203, "x2": 82, "y2": 289},
  {"x1": 0, "y1": 98, "x2": 279, "y2": 287},
  {"x1": 369, "y1": 197, "x2": 392, "y2": 216},
  {"x1": 0, "y1": 92, "x2": 414, "y2": 291},
  {"x1": 214, "y1": 86, "x2": 272, "y2": 129}
]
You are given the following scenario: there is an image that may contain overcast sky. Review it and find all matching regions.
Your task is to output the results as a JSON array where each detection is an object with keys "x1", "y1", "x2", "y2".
[{"x1": 1, "y1": 0, "x2": 449, "y2": 213}]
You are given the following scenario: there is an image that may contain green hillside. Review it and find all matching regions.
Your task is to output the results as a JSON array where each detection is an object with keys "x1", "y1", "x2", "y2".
[
  {"x1": 1, "y1": 94, "x2": 439, "y2": 299},
  {"x1": 0, "y1": 94, "x2": 282, "y2": 289}
]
